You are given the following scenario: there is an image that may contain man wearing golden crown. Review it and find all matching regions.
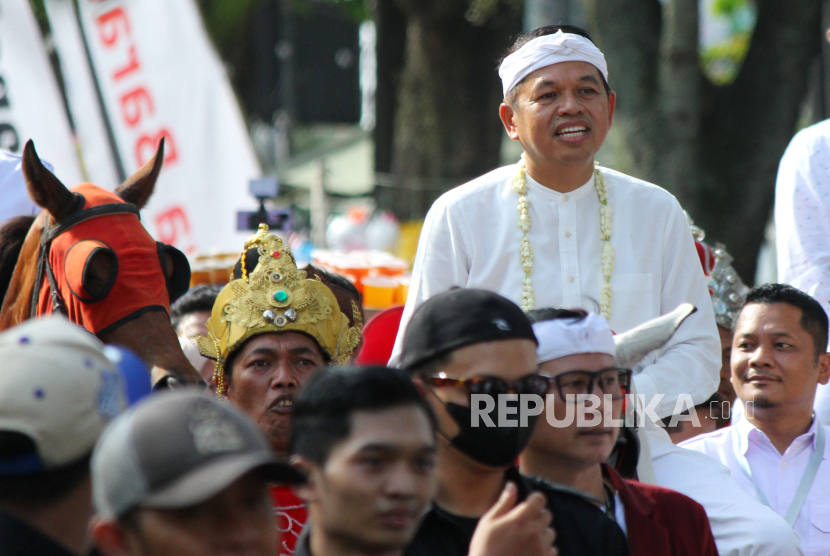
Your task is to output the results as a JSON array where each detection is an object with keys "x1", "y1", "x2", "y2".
[
  {"x1": 390, "y1": 24, "x2": 803, "y2": 556},
  {"x1": 194, "y1": 223, "x2": 363, "y2": 556}
]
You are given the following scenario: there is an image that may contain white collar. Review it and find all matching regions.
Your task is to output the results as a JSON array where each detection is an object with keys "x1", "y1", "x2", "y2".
[
  {"x1": 524, "y1": 167, "x2": 597, "y2": 202},
  {"x1": 736, "y1": 413, "x2": 823, "y2": 455}
]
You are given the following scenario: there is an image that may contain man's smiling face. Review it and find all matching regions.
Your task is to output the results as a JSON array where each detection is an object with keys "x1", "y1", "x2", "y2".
[
  {"x1": 500, "y1": 61, "x2": 615, "y2": 174},
  {"x1": 731, "y1": 302, "x2": 830, "y2": 411}
]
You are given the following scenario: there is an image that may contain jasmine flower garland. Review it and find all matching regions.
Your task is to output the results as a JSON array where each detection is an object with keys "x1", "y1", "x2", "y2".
[{"x1": 512, "y1": 156, "x2": 614, "y2": 318}]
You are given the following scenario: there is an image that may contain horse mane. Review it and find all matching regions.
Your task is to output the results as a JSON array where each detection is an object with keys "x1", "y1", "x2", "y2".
[{"x1": 0, "y1": 215, "x2": 36, "y2": 308}]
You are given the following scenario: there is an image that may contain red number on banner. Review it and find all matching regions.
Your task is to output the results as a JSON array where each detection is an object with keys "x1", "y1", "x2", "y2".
[
  {"x1": 155, "y1": 206, "x2": 194, "y2": 253},
  {"x1": 120, "y1": 87, "x2": 155, "y2": 127},
  {"x1": 112, "y1": 46, "x2": 141, "y2": 81},
  {"x1": 96, "y1": 8, "x2": 131, "y2": 48},
  {"x1": 135, "y1": 129, "x2": 178, "y2": 167}
]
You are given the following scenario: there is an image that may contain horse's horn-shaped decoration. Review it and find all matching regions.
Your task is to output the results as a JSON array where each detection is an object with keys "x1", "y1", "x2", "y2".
[
  {"x1": 614, "y1": 303, "x2": 697, "y2": 369},
  {"x1": 115, "y1": 137, "x2": 164, "y2": 209},
  {"x1": 609, "y1": 303, "x2": 696, "y2": 481},
  {"x1": 22, "y1": 140, "x2": 82, "y2": 222}
]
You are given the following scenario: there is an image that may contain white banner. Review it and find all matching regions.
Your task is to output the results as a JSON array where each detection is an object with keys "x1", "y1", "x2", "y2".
[
  {"x1": 0, "y1": 0, "x2": 82, "y2": 194},
  {"x1": 42, "y1": 0, "x2": 120, "y2": 191},
  {"x1": 45, "y1": 0, "x2": 261, "y2": 255}
]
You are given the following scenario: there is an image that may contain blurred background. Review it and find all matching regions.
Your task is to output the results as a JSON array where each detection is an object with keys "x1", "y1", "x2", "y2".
[{"x1": 7, "y1": 0, "x2": 830, "y2": 309}]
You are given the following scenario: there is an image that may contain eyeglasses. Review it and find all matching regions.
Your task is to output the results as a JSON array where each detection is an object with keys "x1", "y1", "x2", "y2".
[
  {"x1": 421, "y1": 372, "x2": 551, "y2": 397},
  {"x1": 544, "y1": 368, "x2": 632, "y2": 402}
]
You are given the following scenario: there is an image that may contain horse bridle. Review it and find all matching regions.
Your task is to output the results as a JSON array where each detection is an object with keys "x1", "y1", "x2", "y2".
[{"x1": 30, "y1": 196, "x2": 140, "y2": 318}]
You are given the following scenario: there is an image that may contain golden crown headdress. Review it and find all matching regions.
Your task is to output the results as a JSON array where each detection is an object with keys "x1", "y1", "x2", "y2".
[{"x1": 194, "y1": 224, "x2": 362, "y2": 396}]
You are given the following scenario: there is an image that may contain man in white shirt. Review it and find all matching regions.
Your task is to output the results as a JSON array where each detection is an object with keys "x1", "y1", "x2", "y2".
[
  {"x1": 391, "y1": 24, "x2": 803, "y2": 556},
  {"x1": 775, "y1": 117, "x2": 830, "y2": 424},
  {"x1": 682, "y1": 283, "x2": 830, "y2": 556}
]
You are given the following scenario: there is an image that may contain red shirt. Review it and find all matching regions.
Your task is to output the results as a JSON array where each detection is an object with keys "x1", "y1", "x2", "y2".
[{"x1": 269, "y1": 485, "x2": 308, "y2": 556}]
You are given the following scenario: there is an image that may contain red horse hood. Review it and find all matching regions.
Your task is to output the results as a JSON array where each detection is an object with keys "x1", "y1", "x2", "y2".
[{"x1": 37, "y1": 183, "x2": 173, "y2": 336}]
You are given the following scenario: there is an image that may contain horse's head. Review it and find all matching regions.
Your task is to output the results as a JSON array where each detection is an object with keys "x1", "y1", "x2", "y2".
[{"x1": 0, "y1": 139, "x2": 201, "y2": 385}]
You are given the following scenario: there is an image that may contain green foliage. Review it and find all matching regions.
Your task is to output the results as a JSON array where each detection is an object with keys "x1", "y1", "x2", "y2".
[
  {"x1": 320, "y1": 0, "x2": 370, "y2": 21},
  {"x1": 701, "y1": 32, "x2": 751, "y2": 85},
  {"x1": 701, "y1": 0, "x2": 755, "y2": 85},
  {"x1": 713, "y1": 0, "x2": 746, "y2": 17},
  {"x1": 197, "y1": 0, "x2": 264, "y2": 51},
  {"x1": 293, "y1": 0, "x2": 370, "y2": 21},
  {"x1": 27, "y1": 0, "x2": 49, "y2": 34}
]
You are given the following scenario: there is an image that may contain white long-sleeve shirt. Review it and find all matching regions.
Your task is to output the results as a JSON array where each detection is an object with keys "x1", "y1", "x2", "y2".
[
  {"x1": 775, "y1": 120, "x2": 830, "y2": 424},
  {"x1": 681, "y1": 417, "x2": 830, "y2": 556},
  {"x1": 390, "y1": 163, "x2": 720, "y2": 419}
]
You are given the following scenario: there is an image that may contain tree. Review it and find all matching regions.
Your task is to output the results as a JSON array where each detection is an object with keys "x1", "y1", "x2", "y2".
[
  {"x1": 374, "y1": 0, "x2": 522, "y2": 219},
  {"x1": 582, "y1": 0, "x2": 822, "y2": 282}
]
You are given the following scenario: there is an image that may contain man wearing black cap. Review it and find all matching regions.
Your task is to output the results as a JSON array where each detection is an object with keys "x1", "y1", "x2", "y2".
[
  {"x1": 90, "y1": 390, "x2": 305, "y2": 556},
  {"x1": 400, "y1": 288, "x2": 629, "y2": 556}
]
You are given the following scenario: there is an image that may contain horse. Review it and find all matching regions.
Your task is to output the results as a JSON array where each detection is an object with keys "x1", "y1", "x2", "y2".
[{"x1": 0, "y1": 139, "x2": 201, "y2": 385}]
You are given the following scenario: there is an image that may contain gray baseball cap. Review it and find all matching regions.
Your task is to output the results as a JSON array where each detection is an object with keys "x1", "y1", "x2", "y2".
[{"x1": 92, "y1": 389, "x2": 305, "y2": 519}]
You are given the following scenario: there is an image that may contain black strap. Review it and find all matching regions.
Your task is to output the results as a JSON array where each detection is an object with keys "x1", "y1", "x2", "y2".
[
  {"x1": 44, "y1": 254, "x2": 67, "y2": 317},
  {"x1": 29, "y1": 243, "x2": 47, "y2": 318},
  {"x1": 42, "y1": 203, "x2": 140, "y2": 244}
]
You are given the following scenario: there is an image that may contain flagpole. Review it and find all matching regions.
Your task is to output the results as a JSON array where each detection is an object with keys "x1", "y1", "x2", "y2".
[{"x1": 70, "y1": 0, "x2": 126, "y2": 182}]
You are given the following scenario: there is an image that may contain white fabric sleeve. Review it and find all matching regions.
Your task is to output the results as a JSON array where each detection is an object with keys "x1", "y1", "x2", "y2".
[
  {"x1": 775, "y1": 129, "x2": 830, "y2": 327},
  {"x1": 388, "y1": 198, "x2": 472, "y2": 366},
  {"x1": 632, "y1": 198, "x2": 721, "y2": 418}
]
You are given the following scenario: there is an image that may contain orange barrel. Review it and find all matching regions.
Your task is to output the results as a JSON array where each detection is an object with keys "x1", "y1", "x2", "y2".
[
  {"x1": 189, "y1": 255, "x2": 211, "y2": 287},
  {"x1": 338, "y1": 262, "x2": 372, "y2": 294},
  {"x1": 376, "y1": 257, "x2": 408, "y2": 276},
  {"x1": 362, "y1": 276, "x2": 399, "y2": 310},
  {"x1": 395, "y1": 275, "x2": 411, "y2": 305}
]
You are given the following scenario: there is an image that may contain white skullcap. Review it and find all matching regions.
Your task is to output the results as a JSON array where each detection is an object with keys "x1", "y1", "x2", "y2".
[
  {"x1": 499, "y1": 30, "x2": 608, "y2": 97},
  {"x1": 532, "y1": 312, "x2": 615, "y2": 364}
]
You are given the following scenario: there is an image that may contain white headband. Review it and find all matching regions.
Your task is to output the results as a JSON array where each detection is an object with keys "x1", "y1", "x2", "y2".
[
  {"x1": 498, "y1": 30, "x2": 609, "y2": 97},
  {"x1": 532, "y1": 312, "x2": 616, "y2": 364}
]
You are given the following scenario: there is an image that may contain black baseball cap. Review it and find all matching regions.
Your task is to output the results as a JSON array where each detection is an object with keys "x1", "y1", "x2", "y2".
[{"x1": 399, "y1": 288, "x2": 537, "y2": 370}]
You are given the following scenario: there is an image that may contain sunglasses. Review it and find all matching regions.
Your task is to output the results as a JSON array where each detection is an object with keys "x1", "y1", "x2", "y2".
[
  {"x1": 421, "y1": 372, "x2": 551, "y2": 397},
  {"x1": 543, "y1": 368, "x2": 633, "y2": 402}
]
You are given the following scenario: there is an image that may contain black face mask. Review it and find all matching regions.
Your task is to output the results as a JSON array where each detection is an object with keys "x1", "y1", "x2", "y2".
[{"x1": 444, "y1": 399, "x2": 539, "y2": 467}]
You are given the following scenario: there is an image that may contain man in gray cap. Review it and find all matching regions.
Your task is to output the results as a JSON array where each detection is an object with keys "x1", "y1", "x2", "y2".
[
  {"x1": 90, "y1": 389, "x2": 305, "y2": 556},
  {"x1": 0, "y1": 316, "x2": 126, "y2": 556}
]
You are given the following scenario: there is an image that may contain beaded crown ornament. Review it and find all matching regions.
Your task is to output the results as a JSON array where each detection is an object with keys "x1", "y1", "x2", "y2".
[
  {"x1": 689, "y1": 218, "x2": 748, "y2": 330},
  {"x1": 194, "y1": 224, "x2": 362, "y2": 396}
]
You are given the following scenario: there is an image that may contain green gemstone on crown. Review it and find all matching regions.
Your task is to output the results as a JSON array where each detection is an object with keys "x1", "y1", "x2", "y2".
[{"x1": 274, "y1": 290, "x2": 288, "y2": 303}]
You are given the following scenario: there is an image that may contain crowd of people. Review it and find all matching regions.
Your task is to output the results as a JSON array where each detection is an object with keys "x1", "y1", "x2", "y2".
[{"x1": 1, "y1": 23, "x2": 830, "y2": 556}]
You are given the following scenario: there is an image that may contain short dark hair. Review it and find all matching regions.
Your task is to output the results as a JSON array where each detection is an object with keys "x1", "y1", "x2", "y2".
[
  {"x1": 170, "y1": 285, "x2": 221, "y2": 331},
  {"x1": 739, "y1": 283, "x2": 829, "y2": 357},
  {"x1": 0, "y1": 432, "x2": 91, "y2": 509},
  {"x1": 501, "y1": 25, "x2": 612, "y2": 107},
  {"x1": 290, "y1": 366, "x2": 437, "y2": 465},
  {"x1": 311, "y1": 267, "x2": 362, "y2": 305}
]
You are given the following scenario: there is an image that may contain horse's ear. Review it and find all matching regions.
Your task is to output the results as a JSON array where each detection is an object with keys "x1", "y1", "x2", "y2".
[
  {"x1": 115, "y1": 137, "x2": 164, "y2": 209},
  {"x1": 22, "y1": 140, "x2": 77, "y2": 222}
]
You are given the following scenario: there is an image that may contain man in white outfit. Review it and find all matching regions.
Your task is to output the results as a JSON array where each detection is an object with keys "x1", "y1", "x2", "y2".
[
  {"x1": 391, "y1": 24, "x2": 804, "y2": 556},
  {"x1": 682, "y1": 284, "x2": 830, "y2": 556},
  {"x1": 775, "y1": 115, "x2": 830, "y2": 425}
]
